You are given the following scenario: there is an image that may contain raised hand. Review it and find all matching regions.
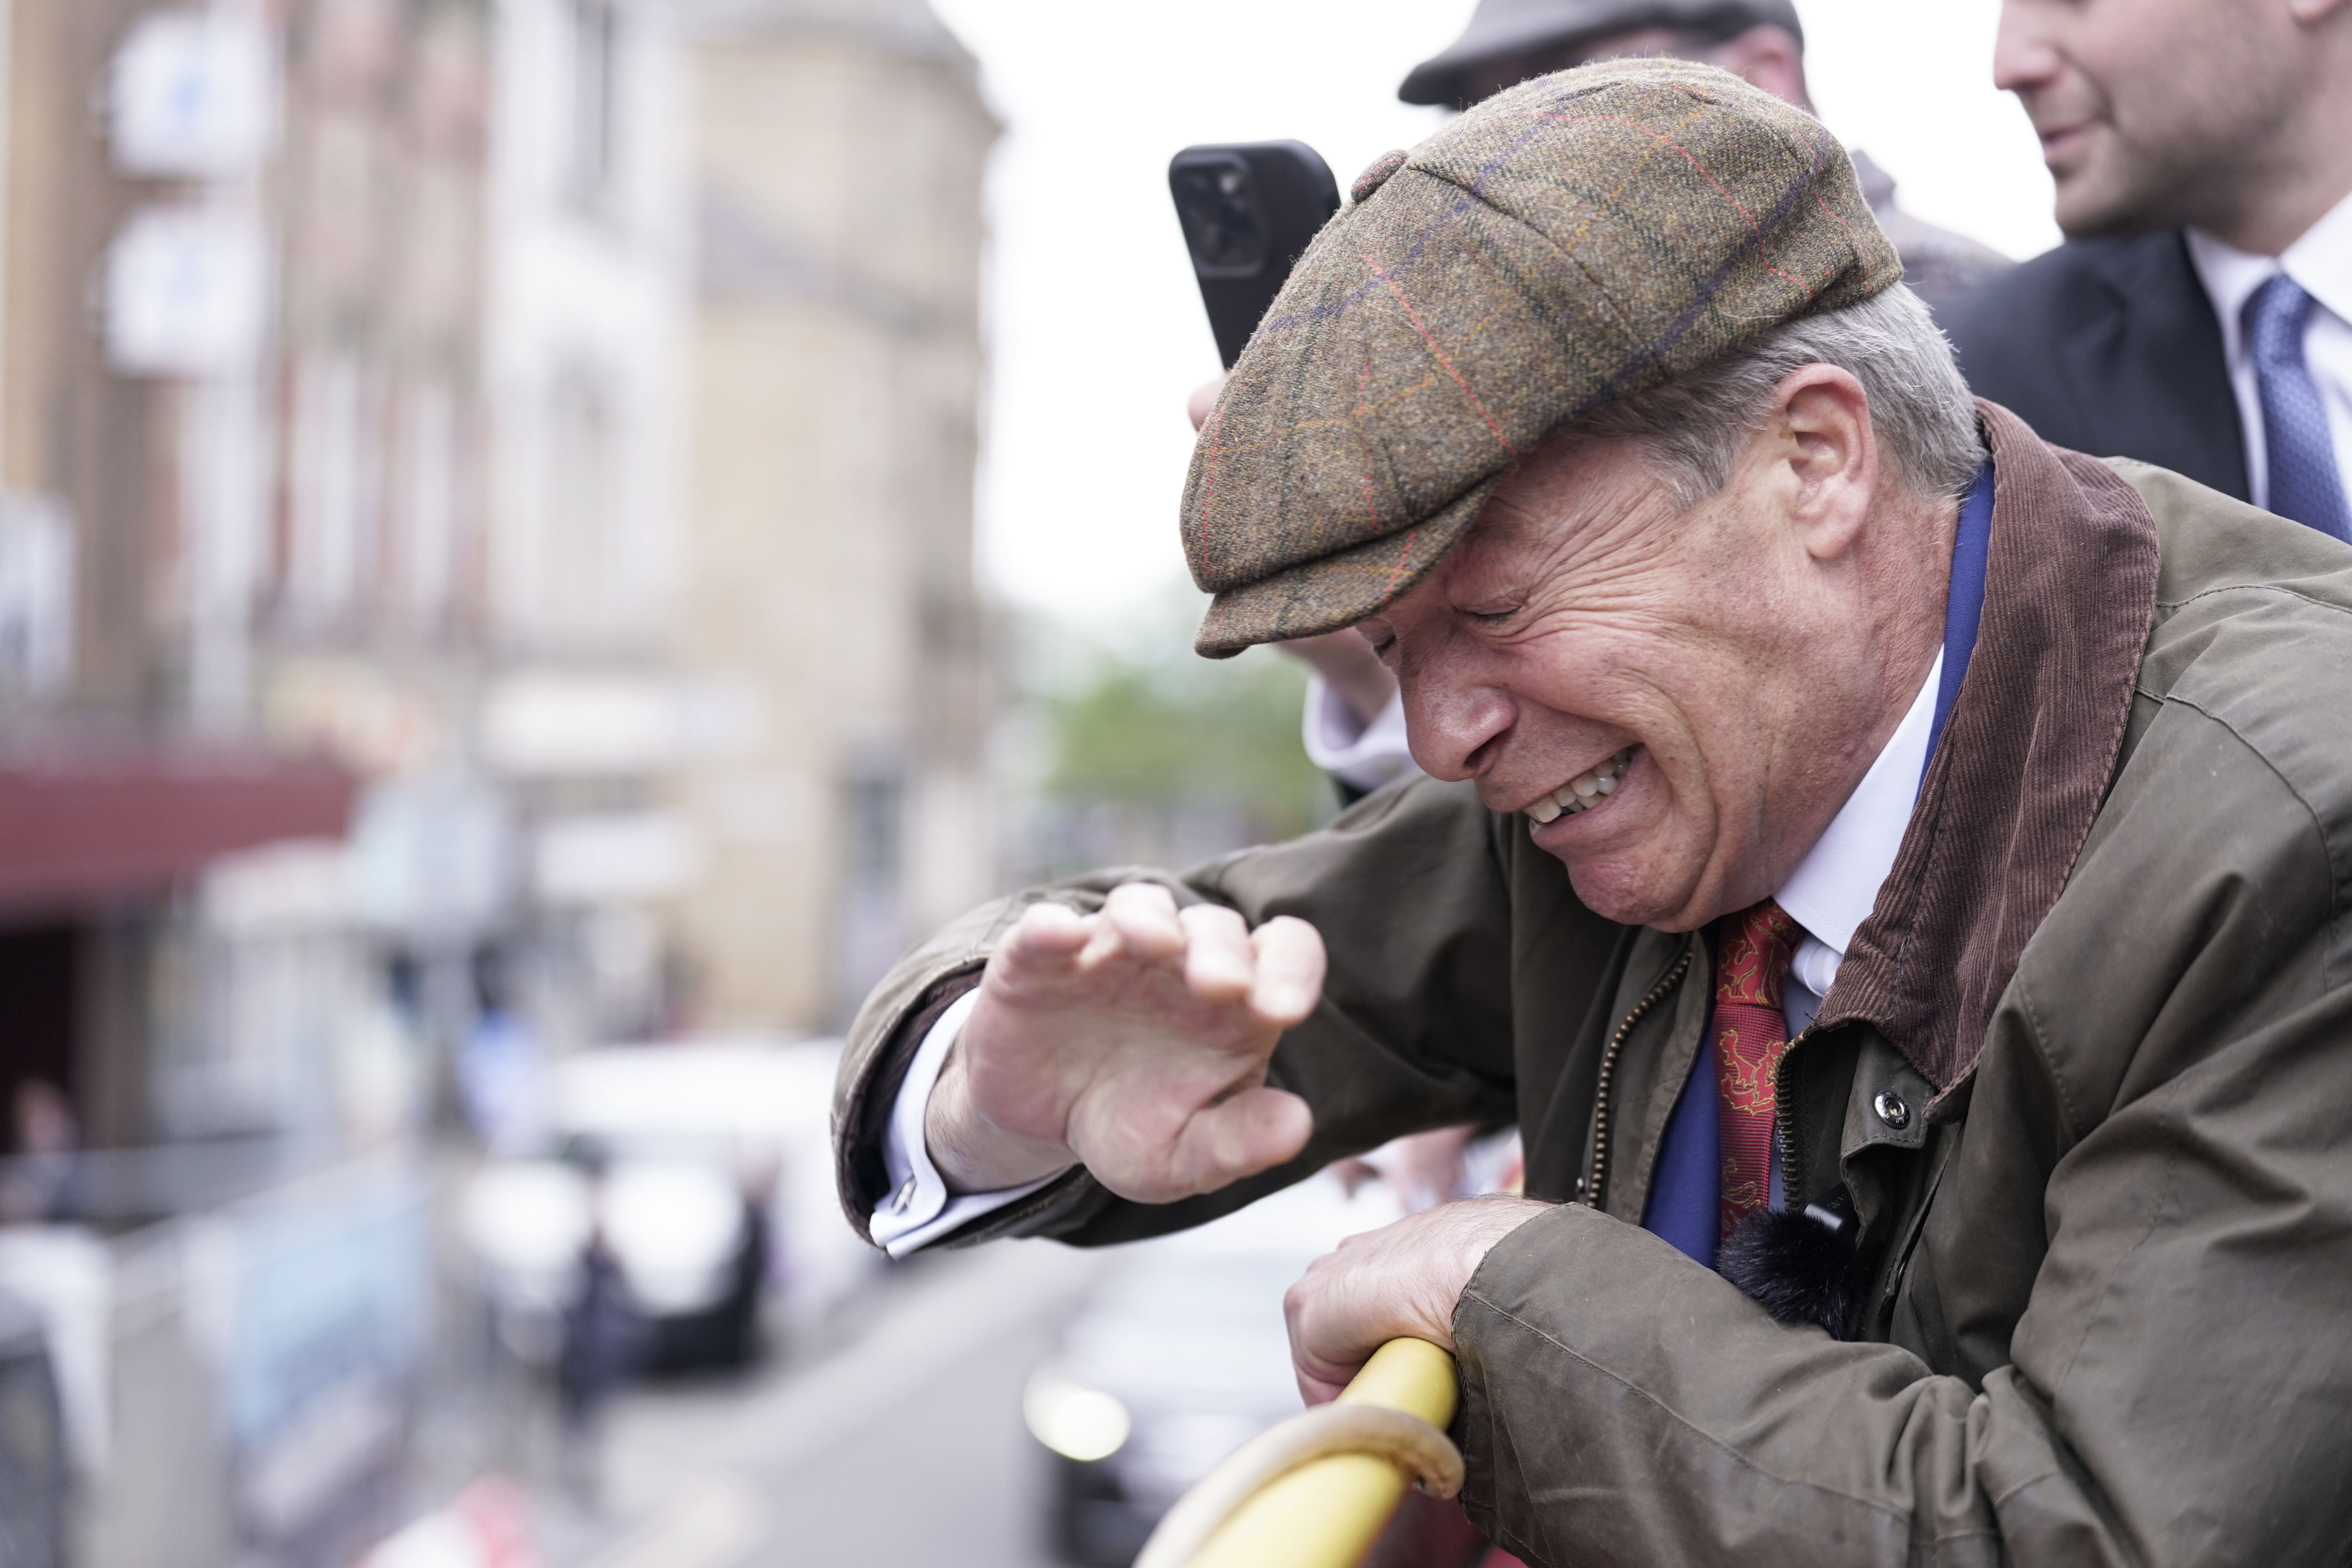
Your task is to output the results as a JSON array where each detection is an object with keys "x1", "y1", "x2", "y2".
[{"x1": 925, "y1": 882, "x2": 1327, "y2": 1203}]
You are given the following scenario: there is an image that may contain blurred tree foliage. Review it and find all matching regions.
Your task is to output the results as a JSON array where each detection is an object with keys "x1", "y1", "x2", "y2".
[
  {"x1": 1007, "y1": 594, "x2": 1335, "y2": 877},
  {"x1": 1045, "y1": 644, "x2": 1330, "y2": 838}
]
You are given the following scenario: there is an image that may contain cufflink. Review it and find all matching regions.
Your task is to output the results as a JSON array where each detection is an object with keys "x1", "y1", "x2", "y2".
[{"x1": 892, "y1": 1175, "x2": 918, "y2": 1214}]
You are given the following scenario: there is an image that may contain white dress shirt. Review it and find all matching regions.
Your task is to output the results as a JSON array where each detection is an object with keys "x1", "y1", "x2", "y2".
[
  {"x1": 872, "y1": 653, "x2": 1947, "y2": 1256},
  {"x1": 869, "y1": 988, "x2": 1062, "y2": 1256},
  {"x1": 2186, "y1": 191, "x2": 2352, "y2": 516},
  {"x1": 1300, "y1": 677, "x2": 1421, "y2": 795},
  {"x1": 1775, "y1": 649, "x2": 1942, "y2": 1034}
]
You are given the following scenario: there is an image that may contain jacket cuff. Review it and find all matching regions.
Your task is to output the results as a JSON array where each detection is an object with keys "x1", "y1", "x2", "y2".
[
  {"x1": 837, "y1": 969, "x2": 983, "y2": 1238},
  {"x1": 832, "y1": 967, "x2": 1124, "y2": 1250},
  {"x1": 1448, "y1": 1200, "x2": 1945, "y2": 1564},
  {"x1": 1447, "y1": 1201, "x2": 1716, "y2": 1557}
]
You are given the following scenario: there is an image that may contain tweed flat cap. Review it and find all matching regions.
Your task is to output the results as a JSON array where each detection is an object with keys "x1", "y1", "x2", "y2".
[
  {"x1": 1398, "y1": 0, "x2": 1805, "y2": 110},
  {"x1": 1181, "y1": 59, "x2": 1901, "y2": 658}
]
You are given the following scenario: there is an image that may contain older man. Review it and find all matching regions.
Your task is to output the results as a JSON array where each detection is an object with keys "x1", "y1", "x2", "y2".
[
  {"x1": 837, "y1": 61, "x2": 2352, "y2": 1564},
  {"x1": 1289, "y1": 0, "x2": 2014, "y2": 804}
]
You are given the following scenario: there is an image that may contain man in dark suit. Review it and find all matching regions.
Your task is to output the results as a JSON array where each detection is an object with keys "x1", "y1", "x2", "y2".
[{"x1": 1942, "y1": 0, "x2": 2352, "y2": 532}]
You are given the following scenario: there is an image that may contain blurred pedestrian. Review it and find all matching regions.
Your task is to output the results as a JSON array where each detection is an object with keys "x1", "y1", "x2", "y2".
[
  {"x1": 0, "y1": 1082, "x2": 77, "y2": 1226},
  {"x1": 555, "y1": 1174, "x2": 647, "y2": 1507},
  {"x1": 1943, "y1": 0, "x2": 2352, "y2": 531},
  {"x1": 456, "y1": 949, "x2": 549, "y2": 1156}
]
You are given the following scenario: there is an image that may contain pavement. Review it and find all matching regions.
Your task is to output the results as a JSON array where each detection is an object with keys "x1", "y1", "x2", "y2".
[{"x1": 537, "y1": 1240, "x2": 1109, "y2": 1568}]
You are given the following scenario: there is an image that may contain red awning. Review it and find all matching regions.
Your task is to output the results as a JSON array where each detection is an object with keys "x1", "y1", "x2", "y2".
[{"x1": 0, "y1": 742, "x2": 356, "y2": 910}]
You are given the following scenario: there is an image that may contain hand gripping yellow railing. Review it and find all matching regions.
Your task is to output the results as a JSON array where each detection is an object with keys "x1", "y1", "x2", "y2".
[{"x1": 1133, "y1": 1338, "x2": 1464, "y2": 1568}]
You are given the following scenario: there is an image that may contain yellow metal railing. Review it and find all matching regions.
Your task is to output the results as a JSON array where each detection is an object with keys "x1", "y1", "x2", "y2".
[{"x1": 1135, "y1": 1338, "x2": 1463, "y2": 1568}]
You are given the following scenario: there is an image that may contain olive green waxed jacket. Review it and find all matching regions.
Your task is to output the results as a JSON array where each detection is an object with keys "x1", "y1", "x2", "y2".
[{"x1": 833, "y1": 406, "x2": 2352, "y2": 1565}]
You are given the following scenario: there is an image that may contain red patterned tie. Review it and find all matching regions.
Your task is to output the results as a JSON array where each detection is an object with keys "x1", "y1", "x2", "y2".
[{"x1": 1713, "y1": 899, "x2": 1804, "y2": 1240}]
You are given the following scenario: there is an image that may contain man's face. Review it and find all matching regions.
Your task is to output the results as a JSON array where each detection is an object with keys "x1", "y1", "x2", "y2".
[
  {"x1": 1996, "y1": 0, "x2": 2300, "y2": 238},
  {"x1": 1357, "y1": 429, "x2": 1891, "y2": 932}
]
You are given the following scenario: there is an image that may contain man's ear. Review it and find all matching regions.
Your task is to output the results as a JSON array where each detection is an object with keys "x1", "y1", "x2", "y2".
[{"x1": 1770, "y1": 364, "x2": 1877, "y2": 562}]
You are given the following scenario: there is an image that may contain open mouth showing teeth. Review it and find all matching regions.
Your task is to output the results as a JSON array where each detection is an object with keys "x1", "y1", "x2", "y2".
[{"x1": 1524, "y1": 748, "x2": 1635, "y2": 826}]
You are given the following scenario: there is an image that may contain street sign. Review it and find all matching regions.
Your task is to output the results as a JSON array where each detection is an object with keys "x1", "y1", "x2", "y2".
[
  {"x1": 103, "y1": 206, "x2": 271, "y2": 377},
  {"x1": 109, "y1": 11, "x2": 279, "y2": 179}
]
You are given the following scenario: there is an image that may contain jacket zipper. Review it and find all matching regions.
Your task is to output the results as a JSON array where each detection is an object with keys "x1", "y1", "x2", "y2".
[
  {"x1": 1583, "y1": 942, "x2": 1696, "y2": 1210},
  {"x1": 1773, "y1": 1024, "x2": 1817, "y2": 1201}
]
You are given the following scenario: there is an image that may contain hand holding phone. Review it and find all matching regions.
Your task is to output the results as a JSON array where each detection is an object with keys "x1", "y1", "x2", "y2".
[{"x1": 1169, "y1": 142, "x2": 1341, "y2": 369}]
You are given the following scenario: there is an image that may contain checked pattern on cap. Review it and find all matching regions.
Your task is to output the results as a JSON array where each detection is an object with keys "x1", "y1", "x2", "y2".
[{"x1": 1181, "y1": 57, "x2": 1902, "y2": 657}]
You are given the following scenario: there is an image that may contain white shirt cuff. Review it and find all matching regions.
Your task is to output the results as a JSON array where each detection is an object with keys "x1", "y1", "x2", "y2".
[
  {"x1": 1301, "y1": 677, "x2": 1419, "y2": 793},
  {"x1": 870, "y1": 987, "x2": 1063, "y2": 1258}
]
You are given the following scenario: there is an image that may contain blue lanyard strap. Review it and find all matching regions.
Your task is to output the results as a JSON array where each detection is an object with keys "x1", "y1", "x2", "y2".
[{"x1": 1922, "y1": 459, "x2": 1995, "y2": 789}]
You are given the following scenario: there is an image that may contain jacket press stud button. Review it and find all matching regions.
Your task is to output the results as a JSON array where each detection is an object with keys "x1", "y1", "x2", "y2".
[{"x1": 1873, "y1": 1090, "x2": 1912, "y2": 1131}]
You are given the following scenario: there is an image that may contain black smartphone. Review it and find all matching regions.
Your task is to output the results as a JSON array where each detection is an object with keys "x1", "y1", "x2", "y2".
[{"x1": 1168, "y1": 141, "x2": 1342, "y2": 368}]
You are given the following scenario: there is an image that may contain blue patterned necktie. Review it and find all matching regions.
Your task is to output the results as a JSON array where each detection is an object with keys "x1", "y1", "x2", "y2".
[{"x1": 2244, "y1": 274, "x2": 2352, "y2": 543}]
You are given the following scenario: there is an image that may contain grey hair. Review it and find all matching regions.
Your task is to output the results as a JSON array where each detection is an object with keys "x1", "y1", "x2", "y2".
[{"x1": 1571, "y1": 284, "x2": 1983, "y2": 507}]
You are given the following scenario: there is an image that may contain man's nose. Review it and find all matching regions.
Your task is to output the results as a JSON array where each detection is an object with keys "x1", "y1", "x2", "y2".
[
  {"x1": 1991, "y1": 0, "x2": 2062, "y2": 95},
  {"x1": 1400, "y1": 671, "x2": 1515, "y2": 783}
]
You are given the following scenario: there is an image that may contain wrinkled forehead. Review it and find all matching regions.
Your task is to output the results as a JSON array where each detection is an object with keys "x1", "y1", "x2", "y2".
[
  {"x1": 1458, "y1": 428, "x2": 1680, "y2": 565},
  {"x1": 1363, "y1": 452, "x2": 1629, "y2": 625}
]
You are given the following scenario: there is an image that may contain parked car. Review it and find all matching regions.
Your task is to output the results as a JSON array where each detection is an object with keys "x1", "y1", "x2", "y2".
[
  {"x1": 458, "y1": 1038, "x2": 877, "y2": 1379},
  {"x1": 1024, "y1": 1172, "x2": 1404, "y2": 1566}
]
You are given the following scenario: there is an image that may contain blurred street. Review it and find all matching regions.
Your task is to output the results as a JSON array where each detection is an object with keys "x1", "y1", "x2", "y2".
[{"x1": 532, "y1": 1243, "x2": 1104, "y2": 1568}]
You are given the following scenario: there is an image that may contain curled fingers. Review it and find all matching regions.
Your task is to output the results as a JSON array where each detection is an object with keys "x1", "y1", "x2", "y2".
[
  {"x1": 1100, "y1": 881, "x2": 1186, "y2": 965},
  {"x1": 1250, "y1": 915, "x2": 1327, "y2": 1026}
]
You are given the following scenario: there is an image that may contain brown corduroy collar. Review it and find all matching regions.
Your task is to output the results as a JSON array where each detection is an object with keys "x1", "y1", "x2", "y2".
[{"x1": 1818, "y1": 401, "x2": 2161, "y2": 1096}]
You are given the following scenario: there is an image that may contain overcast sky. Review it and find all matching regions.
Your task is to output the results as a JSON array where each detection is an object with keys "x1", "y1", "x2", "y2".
[{"x1": 925, "y1": 0, "x2": 2058, "y2": 632}]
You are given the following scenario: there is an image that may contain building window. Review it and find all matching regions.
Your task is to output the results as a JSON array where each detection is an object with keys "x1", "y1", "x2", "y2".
[
  {"x1": 396, "y1": 382, "x2": 459, "y2": 626},
  {"x1": 285, "y1": 351, "x2": 377, "y2": 628},
  {"x1": 0, "y1": 495, "x2": 73, "y2": 699},
  {"x1": 834, "y1": 759, "x2": 906, "y2": 1020},
  {"x1": 541, "y1": 369, "x2": 617, "y2": 641},
  {"x1": 566, "y1": 0, "x2": 620, "y2": 210}
]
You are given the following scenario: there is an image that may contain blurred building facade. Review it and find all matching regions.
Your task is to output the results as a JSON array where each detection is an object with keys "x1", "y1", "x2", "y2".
[
  {"x1": 0, "y1": 0, "x2": 704, "y2": 1159},
  {"x1": 676, "y1": 0, "x2": 996, "y2": 1031},
  {"x1": 0, "y1": 1, "x2": 995, "y2": 1562},
  {"x1": 0, "y1": 1, "x2": 394, "y2": 1178},
  {"x1": 0, "y1": 3, "x2": 683, "y2": 1565},
  {"x1": 0, "y1": 0, "x2": 998, "y2": 1154}
]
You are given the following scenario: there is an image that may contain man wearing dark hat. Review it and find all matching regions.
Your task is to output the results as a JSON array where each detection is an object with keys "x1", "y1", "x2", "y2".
[
  {"x1": 836, "y1": 61, "x2": 2352, "y2": 1564},
  {"x1": 1401, "y1": 0, "x2": 2013, "y2": 309}
]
